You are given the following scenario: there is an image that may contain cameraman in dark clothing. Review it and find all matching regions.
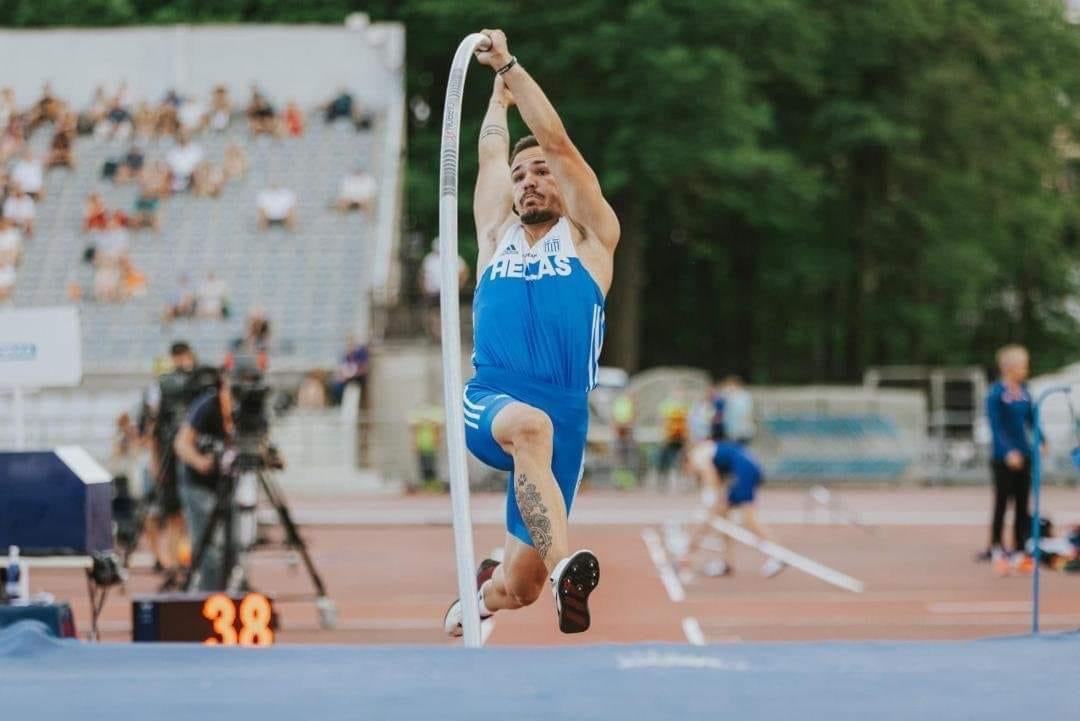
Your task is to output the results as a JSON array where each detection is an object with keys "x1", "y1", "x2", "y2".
[
  {"x1": 173, "y1": 370, "x2": 233, "y2": 591},
  {"x1": 145, "y1": 341, "x2": 197, "y2": 572},
  {"x1": 174, "y1": 355, "x2": 284, "y2": 591}
]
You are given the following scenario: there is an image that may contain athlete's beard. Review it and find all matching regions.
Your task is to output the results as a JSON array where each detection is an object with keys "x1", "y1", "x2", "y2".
[{"x1": 520, "y1": 207, "x2": 557, "y2": 225}]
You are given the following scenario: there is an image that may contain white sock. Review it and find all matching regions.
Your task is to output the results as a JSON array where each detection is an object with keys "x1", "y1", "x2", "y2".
[
  {"x1": 549, "y1": 556, "x2": 570, "y2": 586},
  {"x1": 477, "y1": 582, "x2": 493, "y2": 618}
]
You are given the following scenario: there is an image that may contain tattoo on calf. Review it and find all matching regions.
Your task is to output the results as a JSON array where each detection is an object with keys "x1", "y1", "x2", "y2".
[
  {"x1": 479, "y1": 124, "x2": 508, "y2": 142},
  {"x1": 515, "y1": 473, "x2": 553, "y2": 561}
]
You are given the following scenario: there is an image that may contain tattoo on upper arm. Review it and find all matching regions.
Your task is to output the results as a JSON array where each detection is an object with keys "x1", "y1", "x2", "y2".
[
  {"x1": 515, "y1": 473, "x2": 553, "y2": 561},
  {"x1": 479, "y1": 124, "x2": 508, "y2": 143}
]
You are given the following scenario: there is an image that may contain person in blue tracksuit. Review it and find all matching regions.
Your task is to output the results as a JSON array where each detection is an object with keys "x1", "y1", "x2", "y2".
[
  {"x1": 443, "y1": 29, "x2": 621, "y2": 636},
  {"x1": 985, "y1": 344, "x2": 1036, "y2": 575}
]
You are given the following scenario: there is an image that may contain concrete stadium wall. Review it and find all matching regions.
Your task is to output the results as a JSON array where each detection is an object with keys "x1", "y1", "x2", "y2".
[{"x1": 0, "y1": 23, "x2": 404, "y2": 109}]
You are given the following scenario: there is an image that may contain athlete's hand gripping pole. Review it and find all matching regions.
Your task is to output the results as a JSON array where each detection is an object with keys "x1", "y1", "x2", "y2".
[{"x1": 439, "y1": 32, "x2": 491, "y2": 649}]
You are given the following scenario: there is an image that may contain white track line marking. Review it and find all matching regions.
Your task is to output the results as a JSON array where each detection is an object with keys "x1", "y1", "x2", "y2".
[
  {"x1": 707, "y1": 515, "x2": 865, "y2": 593},
  {"x1": 681, "y1": 617, "x2": 706, "y2": 646},
  {"x1": 926, "y1": 601, "x2": 1032, "y2": 614},
  {"x1": 641, "y1": 527, "x2": 685, "y2": 602}
]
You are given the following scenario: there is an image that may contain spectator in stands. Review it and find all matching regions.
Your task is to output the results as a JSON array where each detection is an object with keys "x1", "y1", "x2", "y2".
[
  {"x1": 192, "y1": 160, "x2": 225, "y2": 198},
  {"x1": 195, "y1": 271, "x2": 229, "y2": 319},
  {"x1": 121, "y1": 255, "x2": 148, "y2": 299},
  {"x1": 0, "y1": 116, "x2": 25, "y2": 164},
  {"x1": 66, "y1": 273, "x2": 84, "y2": 303},
  {"x1": 45, "y1": 113, "x2": 77, "y2": 170},
  {"x1": 178, "y1": 95, "x2": 207, "y2": 135},
  {"x1": 331, "y1": 335, "x2": 370, "y2": 407},
  {"x1": 0, "y1": 216, "x2": 22, "y2": 267},
  {"x1": 84, "y1": 86, "x2": 110, "y2": 131},
  {"x1": 209, "y1": 85, "x2": 232, "y2": 132},
  {"x1": 99, "y1": 96, "x2": 134, "y2": 141},
  {"x1": 131, "y1": 161, "x2": 168, "y2": 232},
  {"x1": 283, "y1": 100, "x2": 305, "y2": 138},
  {"x1": 222, "y1": 141, "x2": 248, "y2": 181},
  {"x1": 0, "y1": 260, "x2": 14, "y2": 303},
  {"x1": 27, "y1": 82, "x2": 66, "y2": 134},
  {"x1": 12, "y1": 148, "x2": 45, "y2": 200},
  {"x1": 324, "y1": 88, "x2": 353, "y2": 123},
  {"x1": 0, "y1": 88, "x2": 18, "y2": 132},
  {"x1": 420, "y1": 237, "x2": 467, "y2": 340},
  {"x1": 82, "y1": 192, "x2": 109, "y2": 233},
  {"x1": 246, "y1": 88, "x2": 278, "y2": 137},
  {"x1": 162, "y1": 273, "x2": 196, "y2": 323},
  {"x1": 166, "y1": 132, "x2": 204, "y2": 192},
  {"x1": 986, "y1": 344, "x2": 1036, "y2": 576},
  {"x1": 156, "y1": 90, "x2": 182, "y2": 139},
  {"x1": 133, "y1": 101, "x2": 156, "y2": 140},
  {"x1": 234, "y1": 310, "x2": 270, "y2": 354},
  {"x1": 3, "y1": 183, "x2": 35, "y2": 237},
  {"x1": 335, "y1": 167, "x2": 377, "y2": 214},
  {"x1": 114, "y1": 145, "x2": 145, "y2": 184},
  {"x1": 96, "y1": 212, "x2": 130, "y2": 263},
  {"x1": 323, "y1": 88, "x2": 373, "y2": 128},
  {"x1": 256, "y1": 182, "x2": 297, "y2": 230},
  {"x1": 93, "y1": 254, "x2": 122, "y2": 302}
]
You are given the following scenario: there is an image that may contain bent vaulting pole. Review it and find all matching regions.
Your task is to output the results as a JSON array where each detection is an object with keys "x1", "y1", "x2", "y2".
[{"x1": 439, "y1": 33, "x2": 491, "y2": 649}]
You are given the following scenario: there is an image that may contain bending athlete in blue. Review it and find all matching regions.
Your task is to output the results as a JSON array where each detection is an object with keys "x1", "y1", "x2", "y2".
[
  {"x1": 675, "y1": 440, "x2": 786, "y2": 579},
  {"x1": 444, "y1": 28, "x2": 620, "y2": 636}
]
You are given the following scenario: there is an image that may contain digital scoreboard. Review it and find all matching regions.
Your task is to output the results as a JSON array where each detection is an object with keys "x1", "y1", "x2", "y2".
[{"x1": 133, "y1": 592, "x2": 277, "y2": 645}]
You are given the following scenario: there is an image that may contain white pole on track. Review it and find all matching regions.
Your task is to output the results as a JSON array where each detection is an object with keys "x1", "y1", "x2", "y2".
[{"x1": 439, "y1": 32, "x2": 491, "y2": 649}]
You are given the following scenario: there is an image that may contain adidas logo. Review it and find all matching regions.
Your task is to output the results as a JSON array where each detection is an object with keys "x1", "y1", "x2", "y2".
[{"x1": 501, "y1": 243, "x2": 518, "y2": 254}]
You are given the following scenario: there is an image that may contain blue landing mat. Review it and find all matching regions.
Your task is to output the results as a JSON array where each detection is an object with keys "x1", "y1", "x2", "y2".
[{"x1": 2, "y1": 621, "x2": 1078, "y2": 721}]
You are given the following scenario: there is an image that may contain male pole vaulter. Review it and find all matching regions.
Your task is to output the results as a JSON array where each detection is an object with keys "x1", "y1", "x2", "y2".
[{"x1": 444, "y1": 29, "x2": 620, "y2": 635}]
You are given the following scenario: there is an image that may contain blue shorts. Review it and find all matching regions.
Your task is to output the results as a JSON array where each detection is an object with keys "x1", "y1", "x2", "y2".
[
  {"x1": 712, "y1": 442, "x2": 762, "y2": 507},
  {"x1": 464, "y1": 366, "x2": 589, "y2": 547},
  {"x1": 727, "y1": 479, "x2": 758, "y2": 507}
]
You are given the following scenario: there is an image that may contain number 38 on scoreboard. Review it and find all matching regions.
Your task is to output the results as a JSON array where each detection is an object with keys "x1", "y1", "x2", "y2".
[
  {"x1": 132, "y1": 592, "x2": 278, "y2": 645},
  {"x1": 202, "y1": 593, "x2": 275, "y2": 646}
]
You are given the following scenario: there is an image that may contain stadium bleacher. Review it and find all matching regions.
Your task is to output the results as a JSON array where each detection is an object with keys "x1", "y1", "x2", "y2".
[{"x1": 10, "y1": 112, "x2": 380, "y2": 372}]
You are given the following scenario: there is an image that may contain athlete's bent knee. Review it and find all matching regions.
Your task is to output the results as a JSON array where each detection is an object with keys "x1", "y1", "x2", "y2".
[
  {"x1": 506, "y1": 409, "x2": 554, "y2": 451},
  {"x1": 506, "y1": 575, "x2": 544, "y2": 607}
]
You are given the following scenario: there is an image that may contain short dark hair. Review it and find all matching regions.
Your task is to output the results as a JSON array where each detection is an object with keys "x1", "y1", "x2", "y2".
[
  {"x1": 170, "y1": 341, "x2": 192, "y2": 356},
  {"x1": 510, "y1": 135, "x2": 540, "y2": 165}
]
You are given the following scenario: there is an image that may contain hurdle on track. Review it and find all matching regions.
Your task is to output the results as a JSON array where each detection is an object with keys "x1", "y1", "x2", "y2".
[
  {"x1": 705, "y1": 515, "x2": 866, "y2": 593},
  {"x1": 438, "y1": 32, "x2": 493, "y2": 649}
]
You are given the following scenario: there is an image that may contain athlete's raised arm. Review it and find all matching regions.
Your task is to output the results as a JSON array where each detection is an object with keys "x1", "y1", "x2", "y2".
[
  {"x1": 473, "y1": 75, "x2": 514, "y2": 272},
  {"x1": 474, "y1": 29, "x2": 620, "y2": 250}
]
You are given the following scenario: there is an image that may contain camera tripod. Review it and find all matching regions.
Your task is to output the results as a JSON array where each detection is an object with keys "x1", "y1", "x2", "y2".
[{"x1": 171, "y1": 460, "x2": 338, "y2": 629}]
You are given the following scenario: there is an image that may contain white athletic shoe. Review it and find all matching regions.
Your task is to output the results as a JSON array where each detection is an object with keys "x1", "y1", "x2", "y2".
[
  {"x1": 760, "y1": 557, "x2": 787, "y2": 579},
  {"x1": 443, "y1": 598, "x2": 465, "y2": 637},
  {"x1": 443, "y1": 558, "x2": 500, "y2": 638},
  {"x1": 703, "y1": 560, "x2": 731, "y2": 577},
  {"x1": 549, "y1": 550, "x2": 600, "y2": 634}
]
